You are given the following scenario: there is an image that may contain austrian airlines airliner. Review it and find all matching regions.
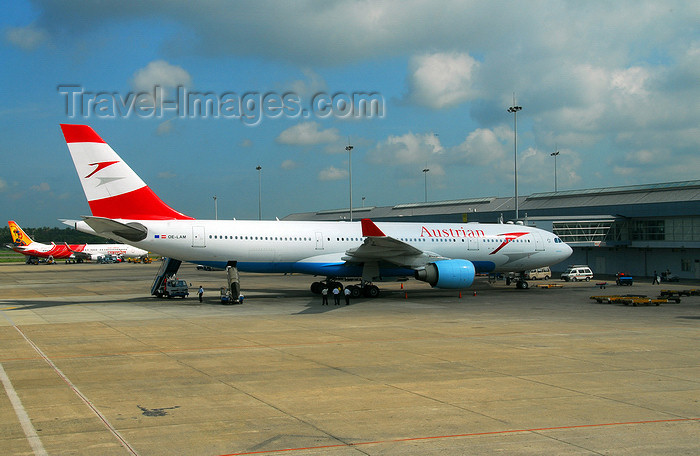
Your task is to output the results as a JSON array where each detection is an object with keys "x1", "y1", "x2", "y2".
[
  {"x1": 60, "y1": 124, "x2": 572, "y2": 295},
  {"x1": 7, "y1": 220, "x2": 148, "y2": 263}
]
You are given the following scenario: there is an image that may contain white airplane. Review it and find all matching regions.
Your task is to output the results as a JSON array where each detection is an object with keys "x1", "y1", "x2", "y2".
[
  {"x1": 60, "y1": 124, "x2": 572, "y2": 295},
  {"x1": 7, "y1": 220, "x2": 148, "y2": 263}
]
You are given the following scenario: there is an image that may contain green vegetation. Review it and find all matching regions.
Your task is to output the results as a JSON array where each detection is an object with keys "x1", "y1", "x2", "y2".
[
  {"x1": 0, "y1": 225, "x2": 111, "y2": 246},
  {"x1": 0, "y1": 252, "x2": 26, "y2": 263}
]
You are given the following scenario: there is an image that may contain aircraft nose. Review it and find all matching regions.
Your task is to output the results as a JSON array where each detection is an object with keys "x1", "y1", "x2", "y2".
[{"x1": 563, "y1": 242, "x2": 573, "y2": 259}]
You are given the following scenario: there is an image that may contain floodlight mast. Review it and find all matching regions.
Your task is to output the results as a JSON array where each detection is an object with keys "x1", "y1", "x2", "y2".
[
  {"x1": 508, "y1": 98, "x2": 522, "y2": 220},
  {"x1": 256, "y1": 165, "x2": 262, "y2": 220},
  {"x1": 551, "y1": 149, "x2": 560, "y2": 192},
  {"x1": 345, "y1": 143, "x2": 354, "y2": 222},
  {"x1": 422, "y1": 167, "x2": 430, "y2": 202}
]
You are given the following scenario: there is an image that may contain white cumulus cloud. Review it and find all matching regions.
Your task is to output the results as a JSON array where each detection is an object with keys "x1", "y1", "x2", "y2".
[
  {"x1": 5, "y1": 24, "x2": 48, "y2": 51},
  {"x1": 408, "y1": 52, "x2": 480, "y2": 109},
  {"x1": 156, "y1": 120, "x2": 174, "y2": 136},
  {"x1": 131, "y1": 60, "x2": 192, "y2": 93},
  {"x1": 276, "y1": 122, "x2": 340, "y2": 146},
  {"x1": 318, "y1": 166, "x2": 348, "y2": 181},
  {"x1": 454, "y1": 127, "x2": 510, "y2": 166},
  {"x1": 370, "y1": 132, "x2": 444, "y2": 166},
  {"x1": 158, "y1": 171, "x2": 177, "y2": 179},
  {"x1": 285, "y1": 68, "x2": 328, "y2": 98},
  {"x1": 280, "y1": 159, "x2": 298, "y2": 170}
]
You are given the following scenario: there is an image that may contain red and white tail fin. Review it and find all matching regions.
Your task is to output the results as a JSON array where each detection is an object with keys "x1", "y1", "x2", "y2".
[{"x1": 60, "y1": 125, "x2": 193, "y2": 220}]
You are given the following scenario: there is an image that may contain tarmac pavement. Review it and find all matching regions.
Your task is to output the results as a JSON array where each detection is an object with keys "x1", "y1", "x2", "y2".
[{"x1": 1, "y1": 262, "x2": 699, "y2": 455}]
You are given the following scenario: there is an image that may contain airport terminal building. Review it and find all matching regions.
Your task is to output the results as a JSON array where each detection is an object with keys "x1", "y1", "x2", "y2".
[{"x1": 284, "y1": 180, "x2": 700, "y2": 280}]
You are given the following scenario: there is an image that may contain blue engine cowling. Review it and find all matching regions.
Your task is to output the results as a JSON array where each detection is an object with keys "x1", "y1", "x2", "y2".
[{"x1": 414, "y1": 260, "x2": 476, "y2": 288}]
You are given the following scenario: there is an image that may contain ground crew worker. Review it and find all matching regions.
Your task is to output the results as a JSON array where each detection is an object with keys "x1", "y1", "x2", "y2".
[
  {"x1": 333, "y1": 286, "x2": 340, "y2": 305},
  {"x1": 198, "y1": 285, "x2": 204, "y2": 302},
  {"x1": 321, "y1": 287, "x2": 328, "y2": 305},
  {"x1": 344, "y1": 287, "x2": 351, "y2": 305}
]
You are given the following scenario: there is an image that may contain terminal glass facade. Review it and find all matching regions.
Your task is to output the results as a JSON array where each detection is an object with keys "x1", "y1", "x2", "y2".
[{"x1": 553, "y1": 217, "x2": 700, "y2": 244}]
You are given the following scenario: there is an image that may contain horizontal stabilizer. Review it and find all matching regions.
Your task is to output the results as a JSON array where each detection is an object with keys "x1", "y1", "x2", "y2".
[
  {"x1": 83, "y1": 216, "x2": 148, "y2": 242},
  {"x1": 60, "y1": 219, "x2": 99, "y2": 236}
]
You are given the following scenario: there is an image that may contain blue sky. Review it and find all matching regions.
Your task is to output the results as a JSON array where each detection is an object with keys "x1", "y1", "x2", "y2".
[{"x1": 2, "y1": 1, "x2": 700, "y2": 226}]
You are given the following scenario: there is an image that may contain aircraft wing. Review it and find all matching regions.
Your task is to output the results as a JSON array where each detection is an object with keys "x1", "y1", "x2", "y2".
[
  {"x1": 62, "y1": 243, "x2": 90, "y2": 260},
  {"x1": 343, "y1": 219, "x2": 447, "y2": 268},
  {"x1": 82, "y1": 216, "x2": 148, "y2": 242}
]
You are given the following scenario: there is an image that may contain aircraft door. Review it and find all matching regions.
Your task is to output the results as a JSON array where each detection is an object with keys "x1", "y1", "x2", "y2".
[
  {"x1": 534, "y1": 233, "x2": 545, "y2": 251},
  {"x1": 467, "y1": 237, "x2": 479, "y2": 251},
  {"x1": 315, "y1": 232, "x2": 324, "y2": 250},
  {"x1": 192, "y1": 226, "x2": 206, "y2": 247}
]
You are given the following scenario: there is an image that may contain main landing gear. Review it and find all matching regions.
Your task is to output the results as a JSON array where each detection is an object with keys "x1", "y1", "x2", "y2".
[
  {"x1": 505, "y1": 273, "x2": 529, "y2": 289},
  {"x1": 310, "y1": 279, "x2": 380, "y2": 298}
]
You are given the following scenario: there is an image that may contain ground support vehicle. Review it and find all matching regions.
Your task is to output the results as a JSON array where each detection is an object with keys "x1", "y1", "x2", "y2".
[
  {"x1": 616, "y1": 273, "x2": 633, "y2": 286},
  {"x1": 155, "y1": 278, "x2": 189, "y2": 298}
]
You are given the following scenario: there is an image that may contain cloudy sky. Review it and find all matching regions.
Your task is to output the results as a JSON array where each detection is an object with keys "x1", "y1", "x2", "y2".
[{"x1": 2, "y1": 1, "x2": 700, "y2": 225}]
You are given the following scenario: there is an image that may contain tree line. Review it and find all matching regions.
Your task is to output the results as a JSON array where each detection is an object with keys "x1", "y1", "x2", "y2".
[{"x1": 0, "y1": 226, "x2": 111, "y2": 245}]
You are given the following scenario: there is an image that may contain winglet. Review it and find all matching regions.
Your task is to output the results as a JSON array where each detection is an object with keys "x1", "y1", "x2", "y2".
[{"x1": 361, "y1": 218, "x2": 386, "y2": 237}]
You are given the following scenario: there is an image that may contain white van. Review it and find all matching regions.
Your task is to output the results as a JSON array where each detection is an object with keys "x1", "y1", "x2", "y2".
[
  {"x1": 525, "y1": 267, "x2": 551, "y2": 280},
  {"x1": 560, "y1": 265, "x2": 593, "y2": 282}
]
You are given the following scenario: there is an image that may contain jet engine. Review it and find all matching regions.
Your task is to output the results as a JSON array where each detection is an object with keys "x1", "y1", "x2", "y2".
[{"x1": 414, "y1": 259, "x2": 476, "y2": 288}]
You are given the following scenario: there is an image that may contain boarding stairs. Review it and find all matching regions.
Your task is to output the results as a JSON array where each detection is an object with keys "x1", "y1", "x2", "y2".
[{"x1": 151, "y1": 258, "x2": 182, "y2": 296}]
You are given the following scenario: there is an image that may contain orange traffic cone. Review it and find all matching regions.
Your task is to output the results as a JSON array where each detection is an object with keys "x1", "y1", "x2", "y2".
[
  {"x1": 473, "y1": 290, "x2": 477, "y2": 296},
  {"x1": 404, "y1": 292, "x2": 408, "y2": 299},
  {"x1": 459, "y1": 291, "x2": 462, "y2": 298},
  {"x1": 400, "y1": 283, "x2": 403, "y2": 289}
]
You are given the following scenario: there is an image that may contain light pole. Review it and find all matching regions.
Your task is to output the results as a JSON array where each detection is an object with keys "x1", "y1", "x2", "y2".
[
  {"x1": 508, "y1": 97, "x2": 522, "y2": 220},
  {"x1": 422, "y1": 167, "x2": 430, "y2": 202},
  {"x1": 213, "y1": 195, "x2": 218, "y2": 220},
  {"x1": 551, "y1": 149, "x2": 560, "y2": 192},
  {"x1": 256, "y1": 165, "x2": 262, "y2": 220},
  {"x1": 346, "y1": 143, "x2": 354, "y2": 222}
]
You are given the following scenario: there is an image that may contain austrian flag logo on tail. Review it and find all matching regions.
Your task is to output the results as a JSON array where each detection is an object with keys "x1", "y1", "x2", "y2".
[{"x1": 489, "y1": 232, "x2": 529, "y2": 255}]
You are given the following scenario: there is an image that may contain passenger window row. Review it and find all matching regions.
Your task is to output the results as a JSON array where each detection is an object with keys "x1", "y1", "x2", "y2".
[{"x1": 210, "y1": 235, "x2": 311, "y2": 241}]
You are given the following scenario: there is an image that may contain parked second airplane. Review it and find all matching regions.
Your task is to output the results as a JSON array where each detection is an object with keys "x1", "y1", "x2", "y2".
[
  {"x1": 60, "y1": 124, "x2": 572, "y2": 295},
  {"x1": 7, "y1": 220, "x2": 148, "y2": 263}
]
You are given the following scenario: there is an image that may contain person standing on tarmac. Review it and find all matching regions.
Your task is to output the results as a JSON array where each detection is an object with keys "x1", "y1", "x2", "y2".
[
  {"x1": 198, "y1": 285, "x2": 204, "y2": 302},
  {"x1": 333, "y1": 286, "x2": 340, "y2": 305},
  {"x1": 344, "y1": 287, "x2": 351, "y2": 305},
  {"x1": 321, "y1": 286, "x2": 329, "y2": 305}
]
